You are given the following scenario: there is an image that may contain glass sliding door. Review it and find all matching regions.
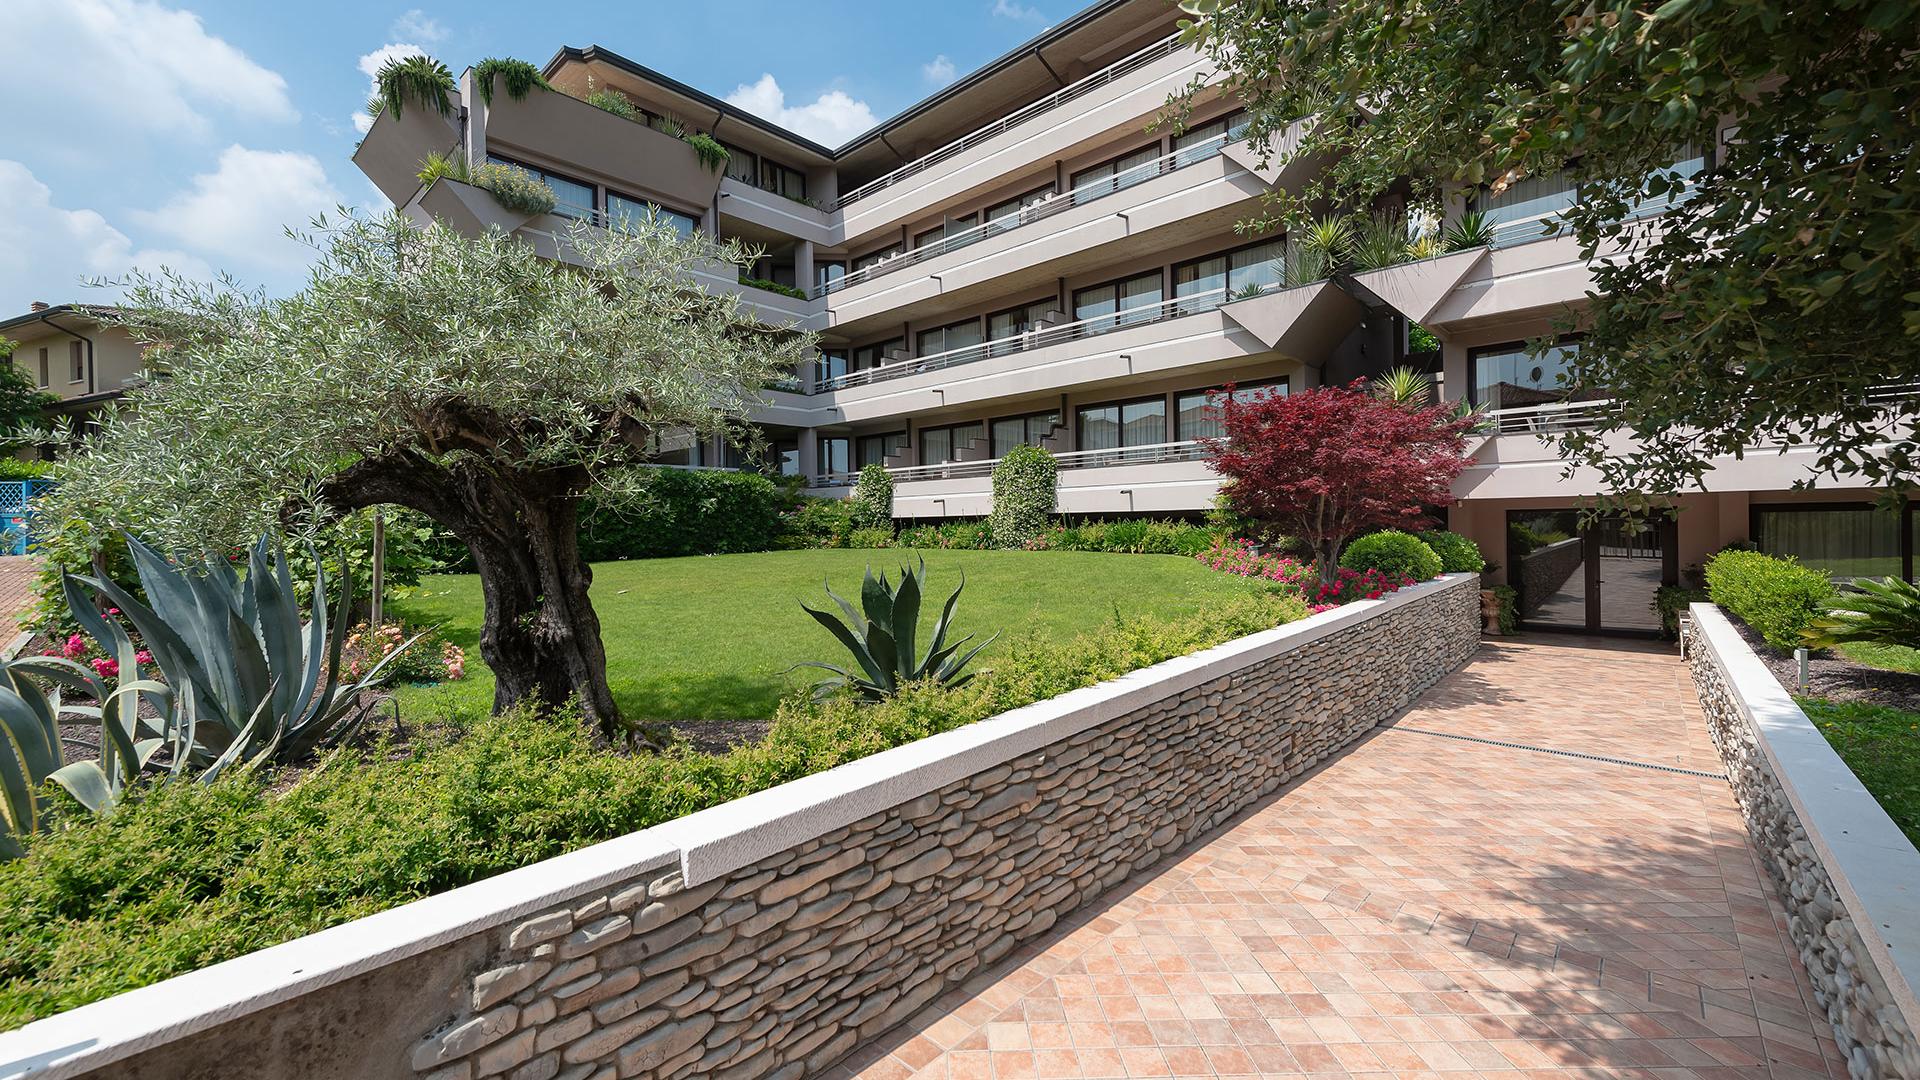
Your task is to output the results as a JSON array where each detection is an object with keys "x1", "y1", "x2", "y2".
[
  {"x1": 1508, "y1": 511, "x2": 1588, "y2": 630},
  {"x1": 1754, "y1": 505, "x2": 1905, "y2": 581},
  {"x1": 1591, "y1": 516, "x2": 1669, "y2": 633}
]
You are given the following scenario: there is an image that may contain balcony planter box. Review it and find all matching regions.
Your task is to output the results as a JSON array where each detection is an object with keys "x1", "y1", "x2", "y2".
[
  {"x1": 407, "y1": 178, "x2": 538, "y2": 236},
  {"x1": 484, "y1": 82, "x2": 724, "y2": 214},
  {"x1": 353, "y1": 103, "x2": 460, "y2": 207},
  {"x1": 1345, "y1": 247, "x2": 1488, "y2": 325},
  {"x1": 1220, "y1": 280, "x2": 1362, "y2": 360}
]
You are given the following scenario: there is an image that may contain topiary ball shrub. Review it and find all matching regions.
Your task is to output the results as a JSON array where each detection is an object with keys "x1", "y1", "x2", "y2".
[
  {"x1": 1418, "y1": 530, "x2": 1485, "y2": 573},
  {"x1": 1704, "y1": 549, "x2": 1834, "y2": 651},
  {"x1": 850, "y1": 463, "x2": 894, "y2": 532},
  {"x1": 989, "y1": 444, "x2": 1057, "y2": 548},
  {"x1": 1339, "y1": 530, "x2": 1443, "y2": 582}
]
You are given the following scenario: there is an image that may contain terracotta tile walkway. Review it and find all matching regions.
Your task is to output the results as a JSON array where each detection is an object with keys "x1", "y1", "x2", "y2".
[{"x1": 838, "y1": 636, "x2": 1848, "y2": 1080}]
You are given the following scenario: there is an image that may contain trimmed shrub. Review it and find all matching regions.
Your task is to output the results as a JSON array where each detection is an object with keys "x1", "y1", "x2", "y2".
[
  {"x1": 0, "y1": 458, "x2": 52, "y2": 480},
  {"x1": 846, "y1": 527, "x2": 893, "y2": 549},
  {"x1": 0, "y1": 589, "x2": 1307, "y2": 1027},
  {"x1": 1653, "y1": 585, "x2": 1708, "y2": 640},
  {"x1": 1038, "y1": 519, "x2": 1216, "y2": 556},
  {"x1": 776, "y1": 496, "x2": 857, "y2": 549},
  {"x1": 989, "y1": 444, "x2": 1056, "y2": 548},
  {"x1": 578, "y1": 468, "x2": 781, "y2": 561},
  {"x1": 895, "y1": 521, "x2": 993, "y2": 550},
  {"x1": 1339, "y1": 530, "x2": 1443, "y2": 582},
  {"x1": 1703, "y1": 549, "x2": 1834, "y2": 650},
  {"x1": 850, "y1": 464, "x2": 894, "y2": 532},
  {"x1": 1418, "y1": 530, "x2": 1485, "y2": 573}
]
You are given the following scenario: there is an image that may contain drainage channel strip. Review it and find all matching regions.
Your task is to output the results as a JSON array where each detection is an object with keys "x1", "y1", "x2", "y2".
[{"x1": 1384, "y1": 724, "x2": 1725, "y2": 779}]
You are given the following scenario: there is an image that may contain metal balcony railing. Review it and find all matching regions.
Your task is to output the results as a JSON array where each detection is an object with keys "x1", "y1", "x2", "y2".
[
  {"x1": 813, "y1": 438, "x2": 1212, "y2": 487},
  {"x1": 816, "y1": 286, "x2": 1234, "y2": 392},
  {"x1": 816, "y1": 124, "x2": 1248, "y2": 299},
  {"x1": 1488, "y1": 398, "x2": 1618, "y2": 434},
  {"x1": 832, "y1": 33, "x2": 1189, "y2": 210}
]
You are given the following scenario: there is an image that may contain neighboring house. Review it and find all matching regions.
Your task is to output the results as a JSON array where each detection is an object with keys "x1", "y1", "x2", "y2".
[
  {"x1": 359, "y1": 0, "x2": 1890, "y2": 636},
  {"x1": 0, "y1": 302, "x2": 143, "y2": 442}
]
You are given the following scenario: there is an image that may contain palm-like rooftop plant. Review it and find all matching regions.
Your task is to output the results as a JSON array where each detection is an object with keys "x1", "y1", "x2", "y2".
[{"x1": 798, "y1": 559, "x2": 996, "y2": 700}]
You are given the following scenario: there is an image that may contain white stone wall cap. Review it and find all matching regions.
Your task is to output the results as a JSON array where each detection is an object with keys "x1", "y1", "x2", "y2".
[
  {"x1": 667, "y1": 573, "x2": 1477, "y2": 885},
  {"x1": 1690, "y1": 602, "x2": 1920, "y2": 1022},
  {"x1": 0, "y1": 831, "x2": 680, "y2": 1079}
]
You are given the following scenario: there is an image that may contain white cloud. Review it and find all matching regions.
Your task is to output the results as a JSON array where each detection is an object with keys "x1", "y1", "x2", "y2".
[
  {"x1": 992, "y1": 0, "x2": 1045, "y2": 21},
  {"x1": 724, "y1": 74, "x2": 877, "y2": 146},
  {"x1": 354, "y1": 42, "x2": 430, "y2": 134},
  {"x1": 922, "y1": 55, "x2": 957, "y2": 86},
  {"x1": 390, "y1": 8, "x2": 446, "y2": 43},
  {"x1": 130, "y1": 146, "x2": 344, "y2": 272},
  {"x1": 0, "y1": 160, "x2": 212, "y2": 314},
  {"x1": 0, "y1": 0, "x2": 293, "y2": 151}
]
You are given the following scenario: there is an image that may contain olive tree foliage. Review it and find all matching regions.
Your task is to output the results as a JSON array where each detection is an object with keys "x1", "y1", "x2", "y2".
[
  {"x1": 42, "y1": 212, "x2": 812, "y2": 742},
  {"x1": 1175, "y1": 0, "x2": 1920, "y2": 500}
]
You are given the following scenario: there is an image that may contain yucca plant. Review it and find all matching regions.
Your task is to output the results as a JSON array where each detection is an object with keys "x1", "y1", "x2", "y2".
[
  {"x1": 1371, "y1": 365, "x2": 1435, "y2": 407},
  {"x1": 1297, "y1": 214, "x2": 1358, "y2": 273},
  {"x1": 1803, "y1": 576, "x2": 1920, "y2": 650},
  {"x1": 1442, "y1": 210, "x2": 1494, "y2": 251},
  {"x1": 69, "y1": 534, "x2": 420, "y2": 768},
  {"x1": 798, "y1": 559, "x2": 996, "y2": 700},
  {"x1": 1279, "y1": 241, "x2": 1329, "y2": 288},
  {"x1": 1351, "y1": 211, "x2": 1412, "y2": 271}
]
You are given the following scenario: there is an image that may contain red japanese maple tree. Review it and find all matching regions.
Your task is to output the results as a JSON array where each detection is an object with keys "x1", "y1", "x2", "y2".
[{"x1": 1204, "y1": 380, "x2": 1476, "y2": 586}]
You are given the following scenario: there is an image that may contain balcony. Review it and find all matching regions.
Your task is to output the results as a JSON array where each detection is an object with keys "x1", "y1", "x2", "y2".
[
  {"x1": 835, "y1": 37, "x2": 1214, "y2": 242},
  {"x1": 1487, "y1": 397, "x2": 1616, "y2": 435},
  {"x1": 834, "y1": 34, "x2": 1187, "y2": 210},
  {"x1": 818, "y1": 287, "x2": 1234, "y2": 393},
  {"x1": 817, "y1": 126, "x2": 1250, "y2": 300},
  {"x1": 482, "y1": 81, "x2": 725, "y2": 215},
  {"x1": 813, "y1": 440, "x2": 1223, "y2": 517}
]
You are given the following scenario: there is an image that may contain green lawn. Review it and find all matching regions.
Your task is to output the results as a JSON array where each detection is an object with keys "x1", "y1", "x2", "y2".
[
  {"x1": 1799, "y1": 698, "x2": 1920, "y2": 847},
  {"x1": 1837, "y1": 640, "x2": 1920, "y2": 675},
  {"x1": 389, "y1": 549, "x2": 1269, "y2": 723}
]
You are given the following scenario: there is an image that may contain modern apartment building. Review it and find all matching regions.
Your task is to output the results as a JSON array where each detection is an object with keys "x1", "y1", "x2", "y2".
[{"x1": 357, "y1": 0, "x2": 1888, "y2": 635}]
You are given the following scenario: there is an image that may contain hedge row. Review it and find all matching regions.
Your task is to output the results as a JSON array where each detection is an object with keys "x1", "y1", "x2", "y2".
[
  {"x1": 1703, "y1": 548, "x2": 1834, "y2": 649},
  {"x1": 0, "y1": 589, "x2": 1307, "y2": 1028}
]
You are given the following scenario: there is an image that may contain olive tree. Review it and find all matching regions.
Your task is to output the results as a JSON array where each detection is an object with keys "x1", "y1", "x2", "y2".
[
  {"x1": 42, "y1": 212, "x2": 812, "y2": 741},
  {"x1": 1176, "y1": 0, "x2": 1920, "y2": 498}
]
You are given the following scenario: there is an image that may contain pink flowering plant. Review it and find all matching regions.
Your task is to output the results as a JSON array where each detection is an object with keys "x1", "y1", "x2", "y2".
[
  {"x1": 1195, "y1": 537, "x2": 1415, "y2": 611},
  {"x1": 342, "y1": 621, "x2": 466, "y2": 684}
]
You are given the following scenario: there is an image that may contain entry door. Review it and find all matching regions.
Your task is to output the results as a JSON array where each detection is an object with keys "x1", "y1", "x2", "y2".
[{"x1": 1507, "y1": 511, "x2": 1676, "y2": 634}]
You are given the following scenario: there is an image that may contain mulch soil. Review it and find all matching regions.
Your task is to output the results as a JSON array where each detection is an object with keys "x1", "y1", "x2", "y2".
[{"x1": 1726, "y1": 618, "x2": 1920, "y2": 712}]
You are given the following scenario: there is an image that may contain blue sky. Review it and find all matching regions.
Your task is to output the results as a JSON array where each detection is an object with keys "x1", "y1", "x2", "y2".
[{"x1": 0, "y1": 0, "x2": 1066, "y2": 316}]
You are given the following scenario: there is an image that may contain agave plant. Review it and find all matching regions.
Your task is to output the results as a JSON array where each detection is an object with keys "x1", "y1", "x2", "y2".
[
  {"x1": 1441, "y1": 210, "x2": 1494, "y2": 252},
  {"x1": 69, "y1": 534, "x2": 420, "y2": 769},
  {"x1": 798, "y1": 559, "x2": 996, "y2": 700},
  {"x1": 1803, "y1": 576, "x2": 1920, "y2": 650}
]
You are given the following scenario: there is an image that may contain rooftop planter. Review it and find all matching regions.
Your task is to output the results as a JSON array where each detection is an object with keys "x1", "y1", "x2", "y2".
[
  {"x1": 1221, "y1": 279, "x2": 1364, "y2": 360},
  {"x1": 1345, "y1": 247, "x2": 1490, "y2": 324},
  {"x1": 353, "y1": 101, "x2": 460, "y2": 207}
]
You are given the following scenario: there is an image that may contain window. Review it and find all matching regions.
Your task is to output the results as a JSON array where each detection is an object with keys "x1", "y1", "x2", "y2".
[
  {"x1": 814, "y1": 261, "x2": 846, "y2": 290},
  {"x1": 759, "y1": 159, "x2": 805, "y2": 200},
  {"x1": 991, "y1": 410, "x2": 1060, "y2": 457},
  {"x1": 1470, "y1": 145, "x2": 1712, "y2": 246},
  {"x1": 1069, "y1": 144, "x2": 1162, "y2": 199},
  {"x1": 914, "y1": 214, "x2": 978, "y2": 251},
  {"x1": 1171, "y1": 109, "x2": 1248, "y2": 152},
  {"x1": 68, "y1": 341, "x2": 84, "y2": 384},
  {"x1": 1176, "y1": 379, "x2": 1287, "y2": 440},
  {"x1": 851, "y1": 338, "x2": 903, "y2": 372},
  {"x1": 606, "y1": 192, "x2": 697, "y2": 238},
  {"x1": 852, "y1": 243, "x2": 902, "y2": 272},
  {"x1": 718, "y1": 141, "x2": 757, "y2": 185},
  {"x1": 36, "y1": 347, "x2": 49, "y2": 388},
  {"x1": 1754, "y1": 505, "x2": 1905, "y2": 582},
  {"x1": 819, "y1": 437, "x2": 851, "y2": 476},
  {"x1": 1077, "y1": 397, "x2": 1166, "y2": 451},
  {"x1": 816, "y1": 350, "x2": 849, "y2": 384},
  {"x1": 985, "y1": 185, "x2": 1055, "y2": 231},
  {"x1": 919, "y1": 421, "x2": 986, "y2": 465},
  {"x1": 1174, "y1": 238, "x2": 1285, "y2": 302},
  {"x1": 487, "y1": 155, "x2": 594, "y2": 219},
  {"x1": 856, "y1": 431, "x2": 907, "y2": 469},
  {"x1": 916, "y1": 318, "x2": 983, "y2": 358},
  {"x1": 1072, "y1": 271, "x2": 1163, "y2": 331},
  {"x1": 987, "y1": 299, "x2": 1054, "y2": 356},
  {"x1": 1468, "y1": 339, "x2": 1584, "y2": 410}
]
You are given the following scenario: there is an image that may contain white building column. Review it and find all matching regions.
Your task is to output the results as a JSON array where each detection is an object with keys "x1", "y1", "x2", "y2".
[
  {"x1": 461, "y1": 70, "x2": 488, "y2": 169},
  {"x1": 793, "y1": 240, "x2": 815, "y2": 296}
]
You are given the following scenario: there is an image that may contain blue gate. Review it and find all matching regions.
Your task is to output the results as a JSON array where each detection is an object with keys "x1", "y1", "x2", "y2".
[{"x1": 0, "y1": 479, "x2": 55, "y2": 556}]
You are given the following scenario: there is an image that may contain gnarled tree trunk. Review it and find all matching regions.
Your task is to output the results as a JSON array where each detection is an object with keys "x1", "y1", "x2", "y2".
[{"x1": 302, "y1": 451, "x2": 645, "y2": 744}]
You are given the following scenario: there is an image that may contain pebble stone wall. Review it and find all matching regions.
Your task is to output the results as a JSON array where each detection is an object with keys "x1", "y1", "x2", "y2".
[
  {"x1": 1689, "y1": 612, "x2": 1920, "y2": 1079},
  {"x1": 409, "y1": 578, "x2": 1481, "y2": 1080}
]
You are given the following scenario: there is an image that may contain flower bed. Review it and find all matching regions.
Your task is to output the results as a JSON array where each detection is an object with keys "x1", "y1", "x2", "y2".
[{"x1": 1195, "y1": 536, "x2": 1417, "y2": 610}]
